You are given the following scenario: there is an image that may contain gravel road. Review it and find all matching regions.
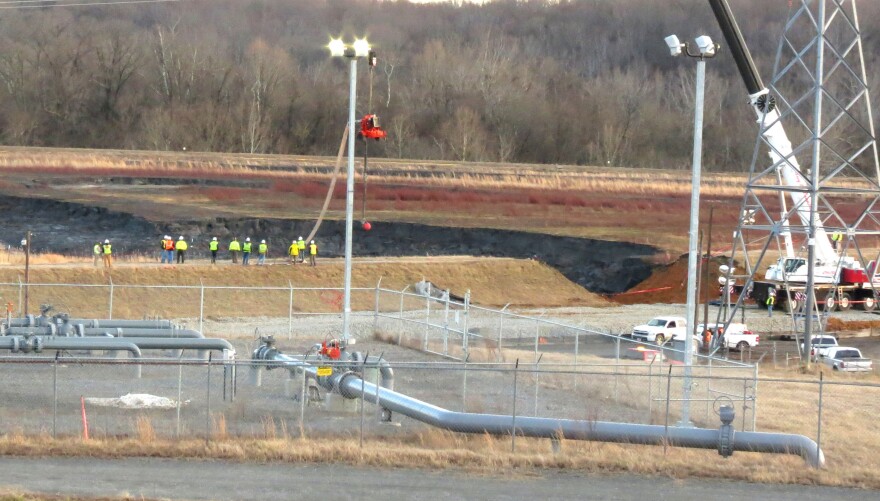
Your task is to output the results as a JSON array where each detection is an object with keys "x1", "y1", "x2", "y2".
[{"x1": 0, "y1": 456, "x2": 872, "y2": 501}]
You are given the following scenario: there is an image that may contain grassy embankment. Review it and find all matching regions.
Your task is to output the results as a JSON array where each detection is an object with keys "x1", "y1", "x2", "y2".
[{"x1": 0, "y1": 257, "x2": 607, "y2": 319}]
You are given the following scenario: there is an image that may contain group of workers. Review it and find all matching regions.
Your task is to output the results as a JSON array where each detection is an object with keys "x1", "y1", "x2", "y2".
[
  {"x1": 92, "y1": 240, "x2": 114, "y2": 268},
  {"x1": 159, "y1": 235, "x2": 318, "y2": 266}
]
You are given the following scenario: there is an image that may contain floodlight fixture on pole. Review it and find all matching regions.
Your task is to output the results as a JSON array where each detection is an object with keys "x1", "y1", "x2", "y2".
[
  {"x1": 328, "y1": 36, "x2": 372, "y2": 341},
  {"x1": 665, "y1": 34, "x2": 719, "y2": 427}
]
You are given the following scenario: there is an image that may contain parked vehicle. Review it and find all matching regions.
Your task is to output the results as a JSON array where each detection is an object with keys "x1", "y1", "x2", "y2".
[
  {"x1": 631, "y1": 316, "x2": 687, "y2": 345},
  {"x1": 809, "y1": 335, "x2": 839, "y2": 359},
  {"x1": 697, "y1": 323, "x2": 759, "y2": 351},
  {"x1": 820, "y1": 347, "x2": 873, "y2": 372}
]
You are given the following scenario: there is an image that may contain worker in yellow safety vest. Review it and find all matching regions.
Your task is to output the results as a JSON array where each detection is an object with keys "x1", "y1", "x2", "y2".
[
  {"x1": 309, "y1": 240, "x2": 318, "y2": 267},
  {"x1": 93, "y1": 242, "x2": 102, "y2": 267},
  {"x1": 228, "y1": 237, "x2": 241, "y2": 264},
  {"x1": 175, "y1": 236, "x2": 188, "y2": 264},
  {"x1": 766, "y1": 287, "x2": 776, "y2": 317},
  {"x1": 102, "y1": 239, "x2": 112, "y2": 269},
  {"x1": 209, "y1": 237, "x2": 219, "y2": 264},
  {"x1": 831, "y1": 231, "x2": 843, "y2": 251},
  {"x1": 288, "y1": 239, "x2": 299, "y2": 264},
  {"x1": 297, "y1": 236, "x2": 306, "y2": 263},
  {"x1": 242, "y1": 238, "x2": 252, "y2": 265},
  {"x1": 258, "y1": 240, "x2": 268, "y2": 266}
]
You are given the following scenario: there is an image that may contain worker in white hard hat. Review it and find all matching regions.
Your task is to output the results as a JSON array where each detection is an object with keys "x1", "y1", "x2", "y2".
[
  {"x1": 257, "y1": 239, "x2": 268, "y2": 266},
  {"x1": 242, "y1": 237, "x2": 252, "y2": 265},
  {"x1": 162, "y1": 235, "x2": 175, "y2": 264},
  {"x1": 308, "y1": 239, "x2": 318, "y2": 267},
  {"x1": 175, "y1": 235, "x2": 188, "y2": 264},
  {"x1": 209, "y1": 236, "x2": 219, "y2": 264},
  {"x1": 102, "y1": 239, "x2": 112, "y2": 269},
  {"x1": 288, "y1": 239, "x2": 299, "y2": 264},
  {"x1": 297, "y1": 236, "x2": 306, "y2": 263}
]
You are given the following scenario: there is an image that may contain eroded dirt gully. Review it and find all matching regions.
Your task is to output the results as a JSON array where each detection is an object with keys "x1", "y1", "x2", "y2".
[{"x1": 0, "y1": 195, "x2": 658, "y2": 294}]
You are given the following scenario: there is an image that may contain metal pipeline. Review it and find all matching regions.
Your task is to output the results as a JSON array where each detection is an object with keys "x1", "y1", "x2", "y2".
[
  {"x1": 5, "y1": 317, "x2": 174, "y2": 329},
  {"x1": 252, "y1": 345, "x2": 823, "y2": 467},
  {"x1": 6, "y1": 326, "x2": 203, "y2": 339},
  {"x1": 0, "y1": 336, "x2": 143, "y2": 377},
  {"x1": 128, "y1": 338, "x2": 235, "y2": 360}
]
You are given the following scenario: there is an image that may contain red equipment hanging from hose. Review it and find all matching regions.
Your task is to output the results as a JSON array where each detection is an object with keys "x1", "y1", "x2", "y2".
[{"x1": 359, "y1": 49, "x2": 388, "y2": 231}]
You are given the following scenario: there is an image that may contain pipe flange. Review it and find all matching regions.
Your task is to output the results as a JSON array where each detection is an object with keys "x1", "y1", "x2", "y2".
[
  {"x1": 332, "y1": 371, "x2": 360, "y2": 399},
  {"x1": 718, "y1": 423, "x2": 735, "y2": 458}
]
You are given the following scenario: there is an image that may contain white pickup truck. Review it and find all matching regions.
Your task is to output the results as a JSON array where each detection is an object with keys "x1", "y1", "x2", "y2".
[
  {"x1": 697, "y1": 323, "x2": 759, "y2": 351},
  {"x1": 821, "y1": 347, "x2": 873, "y2": 372},
  {"x1": 631, "y1": 316, "x2": 687, "y2": 345},
  {"x1": 809, "y1": 335, "x2": 839, "y2": 359}
]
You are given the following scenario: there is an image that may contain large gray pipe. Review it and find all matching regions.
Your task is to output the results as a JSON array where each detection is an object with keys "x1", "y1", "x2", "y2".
[
  {"x1": 127, "y1": 337, "x2": 235, "y2": 359},
  {"x1": 253, "y1": 346, "x2": 823, "y2": 467},
  {"x1": 0, "y1": 336, "x2": 143, "y2": 377},
  {"x1": 5, "y1": 318, "x2": 174, "y2": 329},
  {"x1": 6, "y1": 326, "x2": 203, "y2": 339}
]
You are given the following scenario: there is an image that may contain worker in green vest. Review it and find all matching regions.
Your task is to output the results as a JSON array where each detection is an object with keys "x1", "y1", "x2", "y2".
[
  {"x1": 308, "y1": 240, "x2": 318, "y2": 267},
  {"x1": 832, "y1": 231, "x2": 843, "y2": 251},
  {"x1": 175, "y1": 236, "x2": 188, "y2": 264},
  {"x1": 242, "y1": 238, "x2": 252, "y2": 265},
  {"x1": 297, "y1": 236, "x2": 306, "y2": 263},
  {"x1": 93, "y1": 241, "x2": 102, "y2": 267},
  {"x1": 102, "y1": 239, "x2": 112, "y2": 269},
  {"x1": 209, "y1": 237, "x2": 219, "y2": 264},
  {"x1": 766, "y1": 287, "x2": 776, "y2": 317},
  {"x1": 228, "y1": 237, "x2": 241, "y2": 264},
  {"x1": 258, "y1": 239, "x2": 268, "y2": 266}
]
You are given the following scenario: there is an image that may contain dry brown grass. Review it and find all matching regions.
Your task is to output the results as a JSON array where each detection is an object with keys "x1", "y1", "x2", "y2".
[
  {"x1": 0, "y1": 258, "x2": 605, "y2": 319},
  {"x1": 0, "y1": 430, "x2": 873, "y2": 488}
]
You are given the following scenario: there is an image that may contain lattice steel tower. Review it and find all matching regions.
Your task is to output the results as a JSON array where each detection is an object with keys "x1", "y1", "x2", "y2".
[{"x1": 710, "y1": 0, "x2": 880, "y2": 360}]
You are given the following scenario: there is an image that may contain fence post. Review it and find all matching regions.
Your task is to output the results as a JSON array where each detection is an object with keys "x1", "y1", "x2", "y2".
[
  {"x1": 359, "y1": 359, "x2": 366, "y2": 449},
  {"x1": 108, "y1": 277, "x2": 114, "y2": 319},
  {"x1": 664, "y1": 365, "x2": 672, "y2": 455},
  {"x1": 498, "y1": 303, "x2": 510, "y2": 352},
  {"x1": 53, "y1": 352, "x2": 58, "y2": 439},
  {"x1": 462, "y1": 291, "x2": 471, "y2": 355},
  {"x1": 373, "y1": 278, "x2": 382, "y2": 336},
  {"x1": 614, "y1": 337, "x2": 621, "y2": 403},
  {"x1": 17, "y1": 276, "x2": 22, "y2": 315},
  {"x1": 462, "y1": 355, "x2": 469, "y2": 412},
  {"x1": 741, "y1": 378, "x2": 748, "y2": 432},
  {"x1": 176, "y1": 355, "x2": 183, "y2": 439},
  {"x1": 752, "y1": 363, "x2": 759, "y2": 432},
  {"x1": 534, "y1": 354, "x2": 543, "y2": 417},
  {"x1": 443, "y1": 290, "x2": 450, "y2": 356},
  {"x1": 511, "y1": 358, "x2": 519, "y2": 452},
  {"x1": 199, "y1": 280, "x2": 205, "y2": 335},
  {"x1": 816, "y1": 372, "x2": 824, "y2": 468},
  {"x1": 533, "y1": 311, "x2": 545, "y2": 363},
  {"x1": 299, "y1": 367, "x2": 306, "y2": 438},
  {"x1": 205, "y1": 353, "x2": 212, "y2": 445},
  {"x1": 288, "y1": 281, "x2": 294, "y2": 340},
  {"x1": 647, "y1": 354, "x2": 655, "y2": 424},
  {"x1": 423, "y1": 282, "x2": 431, "y2": 352}
]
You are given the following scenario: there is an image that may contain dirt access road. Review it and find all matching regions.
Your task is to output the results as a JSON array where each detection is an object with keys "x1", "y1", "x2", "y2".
[{"x1": 0, "y1": 457, "x2": 870, "y2": 500}]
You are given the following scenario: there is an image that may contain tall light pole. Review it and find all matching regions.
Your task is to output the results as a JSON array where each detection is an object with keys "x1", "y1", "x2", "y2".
[
  {"x1": 664, "y1": 34, "x2": 719, "y2": 427},
  {"x1": 329, "y1": 37, "x2": 371, "y2": 341}
]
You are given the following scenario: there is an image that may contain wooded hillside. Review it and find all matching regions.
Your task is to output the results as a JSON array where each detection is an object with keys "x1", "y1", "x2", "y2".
[{"x1": 0, "y1": 0, "x2": 876, "y2": 171}]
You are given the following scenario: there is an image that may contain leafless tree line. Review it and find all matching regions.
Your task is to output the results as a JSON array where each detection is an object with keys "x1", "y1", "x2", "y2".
[{"x1": 0, "y1": 0, "x2": 875, "y2": 171}]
